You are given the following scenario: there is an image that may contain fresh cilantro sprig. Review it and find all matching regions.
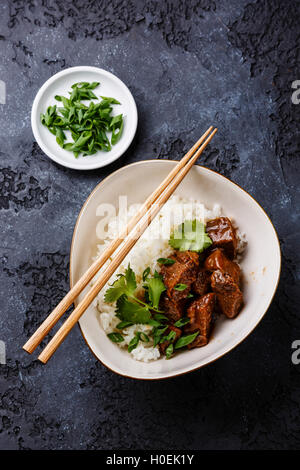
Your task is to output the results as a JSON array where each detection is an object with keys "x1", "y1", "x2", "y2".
[
  {"x1": 116, "y1": 296, "x2": 151, "y2": 324},
  {"x1": 105, "y1": 265, "x2": 200, "y2": 359},
  {"x1": 104, "y1": 265, "x2": 166, "y2": 327},
  {"x1": 143, "y1": 275, "x2": 166, "y2": 309},
  {"x1": 169, "y1": 219, "x2": 212, "y2": 252},
  {"x1": 104, "y1": 264, "x2": 137, "y2": 303}
]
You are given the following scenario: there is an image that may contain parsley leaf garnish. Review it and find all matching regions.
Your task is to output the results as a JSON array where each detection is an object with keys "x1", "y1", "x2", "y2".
[
  {"x1": 145, "y1": 276, "x2": 166, "y2": 309},
  {"x1": 104, "y1": 264, "x2": 136, "y2": 303},
  {"x1": 116, "y1": 296, "x2": 151, "y2": 324},
  {"x1": 169, "y1": 219, "x2": 212, "y2": 252}
]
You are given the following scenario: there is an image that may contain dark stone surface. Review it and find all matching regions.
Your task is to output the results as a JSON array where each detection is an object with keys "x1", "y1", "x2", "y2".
[{"x1": 0, "y1": 0, "x2": 299, "y2": 450}]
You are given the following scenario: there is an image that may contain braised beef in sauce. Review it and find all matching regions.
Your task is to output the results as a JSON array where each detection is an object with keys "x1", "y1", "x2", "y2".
[
  {"x1": 204, "y1": 248, "x2": 241, "y2": 284},
  {"x1": 206, "y1": 216, "x2": 237, "y2": 259},
  {"x1": 211, "y1": 270, "x2": 243, "y2": 318},
  {"x1": 160, "y1": 250, "x2": 199, "y2": 297},
  {"x1": 185, "y1": 293, "x2": 216, "y2": 348},
  {"x1": 160, "y1": 250, "x2": 199, "y2": 321},
  {"x1": 192, "y1": 268, "x2": 211, "y2": 296},
  {"x1": 160, "y1": 294, "x2": 185, "y2": 323},
  {"x1": 159, "y1": 217, "x2": 244, "y2": 355}
]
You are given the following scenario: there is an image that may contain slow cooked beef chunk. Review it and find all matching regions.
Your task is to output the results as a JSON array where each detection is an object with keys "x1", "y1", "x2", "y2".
[
  {"x1": 206, "y1": 217, "x2": 237, "y2": 259},
  {"x1": 185, "y1": 293, "x2": 216, "y2": 348},
  {"x1": 175, "y1": 251, "x2": 199, "y2": 270},
  {"x1": 160, "y1": 250, "x2": 199, "y2": 321},
  {"x1": 160, "y1": 293, "x2": 185, "y2": 322},
  {"x1": 211, "y1": 270, "x2": 243, "y2": 318},
  {"x1": 204, "y1": 248, "x2": 241, "y2": 284},
  {"x1": 192, "y1": 268, "x2": 211, "y2": 296},
  {"x1": 160, "y1": 250, "x2": 199, "y2": 297},
  {"x1": 159, "y1": 325, "x2": 182, "y2": 355}
]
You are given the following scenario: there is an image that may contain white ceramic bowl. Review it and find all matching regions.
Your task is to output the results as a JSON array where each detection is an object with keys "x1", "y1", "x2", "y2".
[
  {"x1": 70, "y1": 160, "x2": 281, "y2": 380},
  {"x1": 31, "y1": 66, "x2": 138, "y2": 170}
]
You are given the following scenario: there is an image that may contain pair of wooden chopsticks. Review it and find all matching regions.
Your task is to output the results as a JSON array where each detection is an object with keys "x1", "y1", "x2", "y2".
[{"x1": 23, "y1": 126, "x2": 217, "y2": 363}]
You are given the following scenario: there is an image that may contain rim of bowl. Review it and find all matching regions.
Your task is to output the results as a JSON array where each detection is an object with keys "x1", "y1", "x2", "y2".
[
  {"x1": 31, "y1": 66, "x2": 138, "y2": 171},
  {"x1": 69, "y1": 160, "x2": 282, "y2": 380}
]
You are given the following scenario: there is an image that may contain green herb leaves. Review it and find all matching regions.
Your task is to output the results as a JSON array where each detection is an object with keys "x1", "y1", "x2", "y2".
[
  {"x1": 104, "y1": 265, "x2": 136, "y2": 303},
  {"x1": 153, "y1": 325, "x2": 168, "y2": 347},
  {"x1": 104, "y1": 264, "x2": 201, "y2": 360},
  {"x1": 127, "y1": 331, "x2": 149, "y2": 352},
  {"x1": 144, "y1": 276, "x2": 166, "y2": 309},
  {"x1": 110, "y1": 114, "x2": 124, "y2": 145},
  {"x1": 105, "y1": 265, "x2": 165, "y2": 327},
  {"x1": 169, "y1": 219, "x2": 212, "y2": 252},
  {"x1": 128, "y1": 333, "x2": 140, "y2": 352},
  {"x1": 107, "y1": 332, "x2": 124, "y2": 343},
  {"x1": 174, "y1": 283, "x2": 188, "y2": 291},
  {"x1": 105, "y1": 266, "x2": 151, "y2": 325},
  {"x1": 157, "y1": 257, "x2": 176, "y2": 265},
  {"x1": 165, "y1": 343, "x2": 174, "y2": 359},
  {"x1": 40, "y1": 82, "x2": 124, "y2": 158},
  {"x1": 116, "y1": 321, "x2": 133, "y2": 329},
  {"x1": 173, "y1": 317, "x2": 190, "y2": 328},
  {"x1": 116, "y1": 296, "x2": 151, "y2": 324},
  {"x1": 142, "y1": 267, "x2": 150, "y2": 282},
  {"x1": 174, "y1": 331, "x2": 199, "y2": 349}
]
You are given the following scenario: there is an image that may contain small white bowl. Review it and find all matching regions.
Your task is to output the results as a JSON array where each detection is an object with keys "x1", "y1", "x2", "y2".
[
  {"x1": 31, "y1": 66, "x2": 138, "y2": 170},
  {"x1": 70, "y1": 160, "x2": 281, "y2": 380}
]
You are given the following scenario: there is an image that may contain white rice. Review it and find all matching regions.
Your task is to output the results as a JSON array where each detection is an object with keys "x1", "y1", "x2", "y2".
[{"x1": 93, "y1": 195, "x2": 245, "y2": 362}]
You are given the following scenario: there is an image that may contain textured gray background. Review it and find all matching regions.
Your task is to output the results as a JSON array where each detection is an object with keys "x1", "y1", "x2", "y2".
[{"x1": 0, "y1": 0, "x2": 299, "y2": 450}]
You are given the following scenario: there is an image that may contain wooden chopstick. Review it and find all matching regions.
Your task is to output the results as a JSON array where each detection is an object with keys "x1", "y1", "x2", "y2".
[
  {"x1": 23, "y1": 127, "x2": 213, "y2": 355},
  {"x1": 37, "y1": 127, "x2": 217, "y2": 363}
]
